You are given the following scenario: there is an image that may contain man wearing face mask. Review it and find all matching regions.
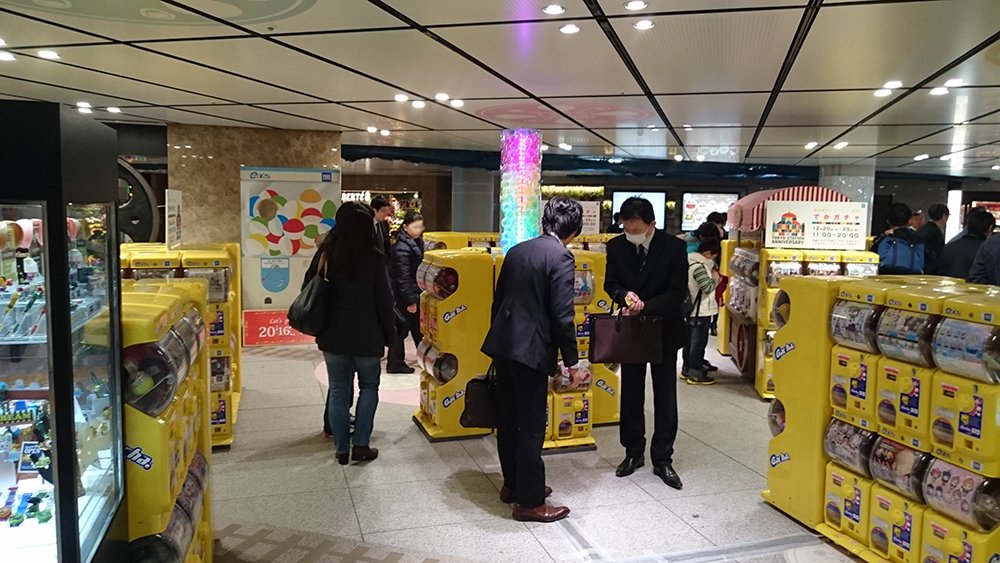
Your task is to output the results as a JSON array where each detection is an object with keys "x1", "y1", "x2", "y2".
[{"x1": 604, "y1": 196, "x2": 688, "y2": 489}]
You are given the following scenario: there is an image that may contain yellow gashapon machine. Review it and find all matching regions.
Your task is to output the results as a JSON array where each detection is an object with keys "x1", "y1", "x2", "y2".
[
  {"x1": 717, "y1": 239, "x2": 760, "y2": 357},
  {"x1": 571, "y1": 249, "x2": 619, "y2": 428},
  {"x1": 423, "y1": 232, "x2": 473, "y2": 251},
  {"x1": 869, "y1": 484, "x2": 926, "y2": 563},
  {"x1": 829, "y1": 279, "x2": 894, "y2": 431},
  {"x1": 414, "y1": 248, "x2": 495, "y2": 440},
  {"x1": 755, "y1": 248, "x2": 805, "y2": 398},
  {"x1": 725, "y1": 245, "x2": 761, "y2": 376},
  {"x1": 120, "y1": 279, "x2": 213, "y2": 563},
  {"x1": 928, "y1": 292, "x2": 1000, "y2": 476},
  {"x1": 763, "y1": 276, "x2": 845, "y2": 527},
  {"x1": 874, "y1": 286, "x2": 966, "y2": 453},
  {"x1": 182, "y1": 247, "x2": 242, "y2": 447}
]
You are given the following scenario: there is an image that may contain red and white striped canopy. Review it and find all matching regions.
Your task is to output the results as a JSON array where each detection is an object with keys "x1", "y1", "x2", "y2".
[{"x1": 727, "y1": 186, "x2": 851, "y2": 233}]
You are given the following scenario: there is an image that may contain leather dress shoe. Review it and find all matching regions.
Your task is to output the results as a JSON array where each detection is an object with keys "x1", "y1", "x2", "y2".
[
  {"x1": 512, "y1": 503, "x2": 570, "y2": 523},
  {"x1": 653, "y1": 463, "x2": 683, "y2": 490},
  {"x1": 615, "y1": 456, "x2": 645, "y2": 477},
  {"x1": 499, "y1": 485, "x2": 552, "y2": 504}
]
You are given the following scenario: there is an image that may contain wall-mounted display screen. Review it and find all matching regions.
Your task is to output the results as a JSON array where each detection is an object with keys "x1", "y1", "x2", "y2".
[
  {"x1": 681, "y1": 193, "x2": 739, "y2": 232},
  {"x1": 612, "y1": 192, "x2": 667, "y2": 230}
]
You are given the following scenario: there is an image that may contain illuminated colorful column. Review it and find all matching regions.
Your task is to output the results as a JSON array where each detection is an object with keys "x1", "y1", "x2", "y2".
[{"x1": 499, "y1": 129, "x2": 543, "y2": 254}]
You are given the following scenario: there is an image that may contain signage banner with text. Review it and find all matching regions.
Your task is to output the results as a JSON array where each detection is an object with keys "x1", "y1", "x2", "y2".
[{"x1": 764, "y1": 201, "x2": 867, "y2": 250}]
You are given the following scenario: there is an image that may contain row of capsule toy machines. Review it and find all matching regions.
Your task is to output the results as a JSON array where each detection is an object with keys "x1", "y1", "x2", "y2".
[
  {"x1": 763, "y1": 275, "x2": 1000, "y2": 563},
  {"x1": 412, "y1": 245, "x2": 618, "y2": 448},
  {"x1": 724, "y1": 242, "x2": 879, "y2": 399},
  {"x1": 119, "y1": 278, "x2": 213, "y2": 563},
  {"x1": 119, "y1": 243, "x2": 243, "y2": 448}
]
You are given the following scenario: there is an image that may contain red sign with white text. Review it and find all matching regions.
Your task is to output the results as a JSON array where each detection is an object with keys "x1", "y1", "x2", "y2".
[{"x1": 242, "y1": 310, "x2": 315, "y2": 346}]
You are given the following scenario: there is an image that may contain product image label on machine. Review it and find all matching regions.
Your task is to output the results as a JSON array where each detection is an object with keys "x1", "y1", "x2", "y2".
[
  {"x1": 891, "y1": 511, "x2": 913, "y2": 550},
  {"x1": 850, "y1": 362, "x2": 868, "y2": 399},
  {"x1": 958, "y1": 395, "x2": 983, "y2": 438},
  {"x1": 212, "y1": 397, "x2": 228, "y2": 425},
  {"x1": 844, "y1": 484, "x2": 862, "y2": 523},
  {"x1": 575, "y1": 399, "x2": 590, "y2": 425},
  {"x1": 899, "y1": 377, "x2": 921, "y2": 417}
]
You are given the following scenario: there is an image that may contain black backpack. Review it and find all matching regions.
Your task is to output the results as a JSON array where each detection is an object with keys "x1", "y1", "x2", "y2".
[{"x1": 680, "y1": 263, "x2": 705, "y2": 319}]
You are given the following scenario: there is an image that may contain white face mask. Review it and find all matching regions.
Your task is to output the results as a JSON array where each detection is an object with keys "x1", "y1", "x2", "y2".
[{"x1": 625, "y1": 227, "x2": 651, "y2": 246}]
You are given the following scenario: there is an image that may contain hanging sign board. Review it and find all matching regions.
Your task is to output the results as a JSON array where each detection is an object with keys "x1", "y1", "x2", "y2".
[{"x1": 765, "y1": 201, "x2": 867, "y2": 250}]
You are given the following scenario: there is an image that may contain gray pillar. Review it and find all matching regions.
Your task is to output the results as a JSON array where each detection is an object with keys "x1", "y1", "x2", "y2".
[
  {"x1": 820, "y1": 163, "x2": 876, "y2": 229},
  {"x1": 451, "y1": 167, "x2": 498, "y2": 232}
]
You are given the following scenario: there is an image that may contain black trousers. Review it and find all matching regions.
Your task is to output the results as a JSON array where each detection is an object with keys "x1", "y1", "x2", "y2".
[
  {"x1": 495, "y1": 357, "x2": 549, "y2": 508},
  {"x1": 620, "y1": 350, "x2": 679, "y2": 465},
  {"x1": 387, "y1": 308, "x2": 422, "y2": 369}
]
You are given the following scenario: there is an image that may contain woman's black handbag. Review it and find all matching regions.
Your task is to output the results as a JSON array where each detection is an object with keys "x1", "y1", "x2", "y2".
[
  {"x1": 460, "y1": 364, "x2": 499, "y2": 429},
  {"x1": 287, "y1": 254, "x2": 329, "y2": 337}
]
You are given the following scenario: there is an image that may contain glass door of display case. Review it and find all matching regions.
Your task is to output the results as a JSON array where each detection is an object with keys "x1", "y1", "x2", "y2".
[{"x1": 0, "y1": 202, "x2": 123, "y2": 562}]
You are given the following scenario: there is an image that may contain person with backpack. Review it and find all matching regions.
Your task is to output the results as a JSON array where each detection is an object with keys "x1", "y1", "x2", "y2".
[
  {"x1": 871, "y1": 202, "x2": 926, "y2": 275},
  {"x1": 682, "y1": 239, "x2": 721, "y2": 385}
]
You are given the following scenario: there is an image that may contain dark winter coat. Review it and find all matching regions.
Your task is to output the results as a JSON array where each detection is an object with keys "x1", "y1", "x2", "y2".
[{"x1": 390, "y1": 231, "x2": 424, "y2": 307}]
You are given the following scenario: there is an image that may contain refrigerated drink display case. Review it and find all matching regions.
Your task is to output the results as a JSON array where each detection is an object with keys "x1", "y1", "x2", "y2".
[{"x1": 0, "y1": 101, "x2": 125, "y2": 562}]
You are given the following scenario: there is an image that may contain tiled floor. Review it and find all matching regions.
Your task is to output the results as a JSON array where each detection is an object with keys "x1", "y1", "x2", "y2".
[{"x1": 212, "y1": 341, "x2": 859, "y2": 563}]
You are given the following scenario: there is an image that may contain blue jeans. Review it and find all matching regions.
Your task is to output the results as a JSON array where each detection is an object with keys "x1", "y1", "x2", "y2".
[
  {"x1": 324, "y1": 354, "x2": 381, "y2": 454},
  {"x1": 682, "y1": 317, "x2": 712, "y2": 378}
]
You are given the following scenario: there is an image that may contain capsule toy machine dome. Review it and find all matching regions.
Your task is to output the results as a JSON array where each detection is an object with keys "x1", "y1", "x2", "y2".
[
  {"x1": 120, "y1": 279, "x2": 213, "y2": 563},
  {"x1": 829, "y1": 279, "x2": 899, "y2": 431},
  {"x1": 876, "y1": 285, "x2": 970, "y2": 453},
  {"x1": 841, "y1": 250, "x2": 880, "y2": 278},
  {"x1": 927, "y1": 290, "x2": 1000, "y2": 477},
  {"x1": 467, "y1": 232, "x2": 499, "y2": 249},
  {"x1": 414, "y1": 248, "x2": 496, "y2": 441},
  {"x1": 919, "y1": 457, "x2": 1000, "y2": 563},
  {"x1": 571, "y1": 249, "x2": 619, "y2": 429}
]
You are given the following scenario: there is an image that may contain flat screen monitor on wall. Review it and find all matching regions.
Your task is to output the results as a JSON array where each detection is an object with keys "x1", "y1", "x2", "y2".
[
  {"x1": 680, "y1": 193, "x2": 739, "y2": 232},
  {"x1": 612, "y1": 192, "x2": 666, "y2": 229}
]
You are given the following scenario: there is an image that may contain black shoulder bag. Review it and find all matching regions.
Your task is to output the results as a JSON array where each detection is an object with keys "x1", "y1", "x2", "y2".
[{"x1": 288, "y1": 253, "x2": 330, "y2": 337}]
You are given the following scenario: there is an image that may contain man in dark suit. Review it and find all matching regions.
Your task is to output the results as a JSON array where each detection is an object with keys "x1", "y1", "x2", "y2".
[
  {"x1": 604, "y1": 197, "x2": 687, "y2": 490},
  {"x1": 371, "y1": 195, "x2": 394, "y2": 253},
  {"x1": 482, "y1": 197, "x2": 584, "y2": 523}
]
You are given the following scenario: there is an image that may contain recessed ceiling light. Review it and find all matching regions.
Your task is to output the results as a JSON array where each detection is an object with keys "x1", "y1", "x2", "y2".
[
  {"x1": 449, "y1": 99, "x2": 465, "y2": 108},
  {"x1": 874, "y1": 89, "x2": 892, "y2": 97},
  {"x1": 331, "y1": 148, "x2": 337, "y2": 152},
  {"x1": 940, "y1": 155, "x2": 951, "y2": 161},
  {"x1": 559, "y1": 24, "x2": 580, "y2": 34},
  {"x1": 624, "y1": 0, "x2": 648, "y2": 10},
  {"x1": 914, "y1": 154, "x2": 930, "y2": 161},
  {"x1": 944, "y1": 78, "x2": 964, "y2": 88},
  {"x1": 184, "y1": 145, "x2": 192, "y2": 149},
  {"x1": 683, "y1": 124, "x2": 693, "y2": 131},
  {"x1": 633, "y1": 19, "x2": 654, "y2": 30},
  {"x1": 674, "y1": 155, "x2": 684, "y2": 162},
  {"x1": 412, "y1": 100, "x2": 426, "y2": 108},
  {"x1": 608, "y1": 157, "x2": 623, "y2": 164},
  {"x1": 37, "y1": 50, "x2": 59, "y2": 60},
  {"x1": 173, "y1": 145, "x2": 181, "y2": 149},
  {"x1": 804, "y1": 141, "x2": 818, "y2": 150},
  {"x1": 0, "y1": 39, "x2": 5, "y2": 47},
  {"x1": 106, "y1": 107, "x2": 121, "y2": 113},
  {"x1": 76, "y1": 101, "x2": 91, "y2": 108},
  {"x1": 394, "y1": 94, "x2": 409, "y2": 102},
  {"x1": 930, "y1": 87, "x2": 948, "y2": 96},
  {"x1": 559, "y1": 143, "x2": 572, "y2": 150},
  {"x1": 541, "y1": 144, "x2": 550, "y2": 151},
  {"x1": 696, "y1": 155, "x2": 705, "y2": 162},
  {"x1": 834, "y1": 141, "x2": 849, "y2": 149},
  {"x1": 0, "y1": 51, "x2": 14, "y2": 62},
  {"x1": 993, "y1": 165, "x2": 1000, "y2": 170},
  {"x1": 208, "y1": 156, "x2": 214, "y2": 159},
  {"x1": 651, "y1": 128, "x2": 660, "y2": 132},
  {"x1": 883, "y1": 80, "x2": 903, "y2": 89},
  {"x1": 646, "y1": 124, "x2": 656, "y2": 129},
  {"x1": 380, "y1": 129, "x2": 390, "y2": 136},
  {"x1": 543, "y1": 4, "x2": 566, "y2": 15},
  {"x1": 77, "y1": 107, "x2": 92, "y2": 114},
  {"x1": 434, "y1": 93, "x2": 449, "y2": 101},
  {"x1": 366, "y1": 126, "x2": 378, "y2": 133}
]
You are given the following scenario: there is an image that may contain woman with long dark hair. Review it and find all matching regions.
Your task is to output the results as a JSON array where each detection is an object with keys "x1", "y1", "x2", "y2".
[
  {"x1": 386, "y1": 211, "x2": 425, "y2": 374},
  {"x1": 304, "y1": 201, "x2": 396, "y2": 465}
]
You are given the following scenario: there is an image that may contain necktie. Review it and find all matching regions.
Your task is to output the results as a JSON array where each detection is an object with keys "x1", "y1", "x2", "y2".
[{"x1": 637, "y1": 245, "x2": 647, "y2": 269}]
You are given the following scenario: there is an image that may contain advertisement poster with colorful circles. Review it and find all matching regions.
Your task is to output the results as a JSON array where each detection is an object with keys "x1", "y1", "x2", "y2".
[{"x1": 240, "y1": 167, "x2": 341, "y2": 258}]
